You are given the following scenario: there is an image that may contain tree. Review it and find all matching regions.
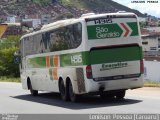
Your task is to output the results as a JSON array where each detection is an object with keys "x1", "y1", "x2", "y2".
[{"x1": 0, "y1": 36, "x2": 20, "y2": 77}]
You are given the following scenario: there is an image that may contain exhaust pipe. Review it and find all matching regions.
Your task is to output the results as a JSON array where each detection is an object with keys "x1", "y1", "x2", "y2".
[{"x1": 99, "y1": 86, "x2": 105, "y2": 93}]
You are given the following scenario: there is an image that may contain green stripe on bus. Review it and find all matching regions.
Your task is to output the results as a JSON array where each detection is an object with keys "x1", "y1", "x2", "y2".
[
  {"x1": 127, "y1": 22, "x2": 139, "y2": 36},
  {"x1": 50, "y1": 56, "x2": 53, "y2": 67},
  {"x1": 60, "y1": 52, "x2": 83, "y2": 67},
  {"x1": 88, "y1": 46, "x2": 142, "y2": 65},
  {"x1": 27, "y1": 46, "x2": 142, "y2": 68},
  {"x1": 49, "y1": 68, "x2": 53, "y2": 80},
  {"x1": 28, "y1": 57, "x2": 46, "y2": 68}
]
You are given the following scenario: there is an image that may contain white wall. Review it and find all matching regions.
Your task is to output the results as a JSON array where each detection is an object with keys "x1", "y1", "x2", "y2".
[
  {"x1": 32, "y1": 19, "x2": 41, "y2": 29},
  {"x1": 144, "y1": 61, "x2": 160, "y2": 82},
  {"x1": 142, "y1": 38, "x2": 158, "y2": 51},
  {"x1": 7, "y1": 16, "x2": 16, "y2": 23}
]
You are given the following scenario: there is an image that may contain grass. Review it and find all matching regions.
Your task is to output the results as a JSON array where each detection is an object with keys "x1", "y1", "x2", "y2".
[
  {"x1": 144, "y1": 81, "x2": 160, "y2": 87},
  {"x1": 61, "y1": 0, "x2": 86, "y2": 9},
  {"x1": 0, "y1": 77, "x2": 20, "y2": 83}
]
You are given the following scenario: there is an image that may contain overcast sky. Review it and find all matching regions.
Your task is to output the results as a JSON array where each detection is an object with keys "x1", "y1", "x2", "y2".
[{"x1": 112, "y1": 0, "x2": 160, "y2": 18}]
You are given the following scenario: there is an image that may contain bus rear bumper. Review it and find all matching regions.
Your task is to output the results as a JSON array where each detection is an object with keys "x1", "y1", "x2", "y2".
[{"x1": 84, "y1": 76, "x2": 144, "y2": 94}]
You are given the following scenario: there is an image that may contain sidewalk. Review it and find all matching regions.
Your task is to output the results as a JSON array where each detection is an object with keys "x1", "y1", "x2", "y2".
[{"x1": 127, "y1": 87, "x2": 160, "y2": 97}]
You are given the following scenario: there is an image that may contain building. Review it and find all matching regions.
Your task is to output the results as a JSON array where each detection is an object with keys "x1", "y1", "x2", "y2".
[
  {"x1": 142, "y1": 33, "x2": 160, "y2": 61},
  {"x1": 0, "y1": 24, "x2": 8, "y2": 38},
  {"x1": 41, "y1": 14, "x2": 52, "y2": 25},
  {"x1": 6, "y1": 15, "x2": 17, "y2": 23},
  {"x1": 141, "y1": 28, "x2": 160, "y2": 53},
  {"x1": 146, "y1": 27, "x2": 160, "y2": 33},
  {"x1": 1, "y1": 23, "x2": 22, "y2": 38},
  {"x1": 22, "y1": 19, "x2": 41, "y2": 29},
  {"x1": 144, "y1": 61, "x2": 160, "y2": 82},
  {"x1": 146, "y1": 15, "x2": 159, "y2": 27},
  {"x1": 142, "y1": 34, "x2": 159, "y2": 53}
]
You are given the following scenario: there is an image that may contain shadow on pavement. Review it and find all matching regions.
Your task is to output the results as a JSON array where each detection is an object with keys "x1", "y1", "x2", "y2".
[{"x1": 11, "y1": 92, "x2": 142, "y2": 110}]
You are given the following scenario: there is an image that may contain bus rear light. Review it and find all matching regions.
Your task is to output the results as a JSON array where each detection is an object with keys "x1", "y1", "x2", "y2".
[
  {"x1": 86, "y1": 65, "x2": 93, "y2": 79},
  {"x1": 140, "y1": 59, "x2": 144, "y2": 74}
]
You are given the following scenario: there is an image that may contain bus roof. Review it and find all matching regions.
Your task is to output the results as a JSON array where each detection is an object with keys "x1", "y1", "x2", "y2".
[
  {"x1": 80, "y1": 12, "x2": 136, "y2": 19},
  {"x1": 20, "y1": 12, "x2": 137, "y2": 40}
]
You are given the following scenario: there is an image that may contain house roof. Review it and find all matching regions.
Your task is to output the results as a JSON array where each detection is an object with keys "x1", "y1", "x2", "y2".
[{"x1": 141, "y1": 28, "x2": 160, "y2": 38}]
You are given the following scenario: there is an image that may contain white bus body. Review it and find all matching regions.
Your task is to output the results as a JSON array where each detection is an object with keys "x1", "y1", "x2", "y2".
[{"x1": 19, "y1": 12, "x2": 144, "y2": 101}]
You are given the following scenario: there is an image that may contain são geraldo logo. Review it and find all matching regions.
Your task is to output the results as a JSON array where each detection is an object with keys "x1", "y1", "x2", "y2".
[{"x1": 96, "y1": 26, "x2": 120, "y2": 39}]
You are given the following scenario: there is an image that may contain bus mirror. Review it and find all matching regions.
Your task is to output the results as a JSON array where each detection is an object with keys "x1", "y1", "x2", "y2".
[{"x1": 14, "y1": 51, "x2": 21, "y2": 64}]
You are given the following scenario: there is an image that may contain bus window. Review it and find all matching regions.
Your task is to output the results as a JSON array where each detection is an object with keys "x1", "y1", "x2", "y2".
[{"x1": 49, "y1": 23, "x2": 82, "y2": 52}]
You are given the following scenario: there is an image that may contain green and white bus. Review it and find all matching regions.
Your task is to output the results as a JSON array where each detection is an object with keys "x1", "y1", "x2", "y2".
[{"x1": 19, "y1": 12, "x2": 144, "y2": 102}]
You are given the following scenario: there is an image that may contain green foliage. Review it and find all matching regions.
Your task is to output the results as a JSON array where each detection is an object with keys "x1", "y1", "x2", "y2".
[
  {"x1": 56, "y1": 13, "x2": 74, "y2": 20},
  {"x1": 0, "y1": 36, "x2": 20, "y2": 77},
  {"x1": 0, "y1": 76, "x2": 20, "y2": 83},
  {"x1": 33, "y1": 0, "x2": 51, "y2": 6},
  {"x1": 144, "y1": 81, "x2": 160, "y2": 87},
  {"x1": 61, "y1": 0, "x2": 86, "y2": 9}
]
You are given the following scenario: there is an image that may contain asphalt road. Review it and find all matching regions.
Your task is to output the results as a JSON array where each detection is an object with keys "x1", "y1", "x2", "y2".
[{"x1": 0, "y1": 82, "x2": 160, "y2": 114}]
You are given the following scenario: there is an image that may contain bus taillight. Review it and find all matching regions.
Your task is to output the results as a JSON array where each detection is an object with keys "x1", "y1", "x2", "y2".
[
  {"x1": 86, "y1": 65, "x2": 93, "y2": 79},
  {"x1": 140, "y1": 59, "x2": 144, "y2": 74}
]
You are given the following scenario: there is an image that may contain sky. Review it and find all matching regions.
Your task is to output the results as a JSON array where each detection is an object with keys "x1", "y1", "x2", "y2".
[{"x1": 112, "y1": 0, "x2": 160, "y2": 18}]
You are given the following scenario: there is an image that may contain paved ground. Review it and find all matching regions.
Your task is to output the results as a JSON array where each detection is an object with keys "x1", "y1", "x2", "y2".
[{"x1": 0, "y1": 82, "x2": 160, "y2": 114}]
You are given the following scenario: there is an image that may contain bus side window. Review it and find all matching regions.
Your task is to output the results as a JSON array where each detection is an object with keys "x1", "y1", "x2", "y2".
[
  {"x1": 41, "y1": 32, "x2": 51, "y2": 53},
  {"x1": 72, "y1": 23, "x2": 82, "y2": 47},
  {"x1": 48, "y1": 22, "x2": 82, "y2": 52},
  {"x1": 49, "y1": 28, "x2": 68, "y2": 52}
]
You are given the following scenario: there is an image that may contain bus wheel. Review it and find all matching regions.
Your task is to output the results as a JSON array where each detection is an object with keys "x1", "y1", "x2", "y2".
[
  {"x1": 59, "y1": 80, "x2": 68, "y2": 101},
  {"x1": 28, "y1": 81, "x2": 38, "y2": 96},
  {"x1": 68, "y1": 81, "x2": 78, "y2": 102},
  {"x1": 116, "y1": 90, "x2": 126, "y2": 99}
]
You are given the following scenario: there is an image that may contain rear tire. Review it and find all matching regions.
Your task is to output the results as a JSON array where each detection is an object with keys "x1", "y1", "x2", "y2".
[
  {"x1": 59, "y1": 80, "x2": 68, "y2": 101},
  {"x1": 116, "y1": 90, "x2": 126, "y2": 99},
  {"x1": 68, "y1": 81, "x2": 78, "y2": 102},
  {"x1": 28, "y1": 81, "x2": 38, "y2": 96}
]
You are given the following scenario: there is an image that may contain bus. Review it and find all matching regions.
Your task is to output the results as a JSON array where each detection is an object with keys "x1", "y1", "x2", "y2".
[{"x1": 18, "y1": 12, "x2": 144, "y2": 102}]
